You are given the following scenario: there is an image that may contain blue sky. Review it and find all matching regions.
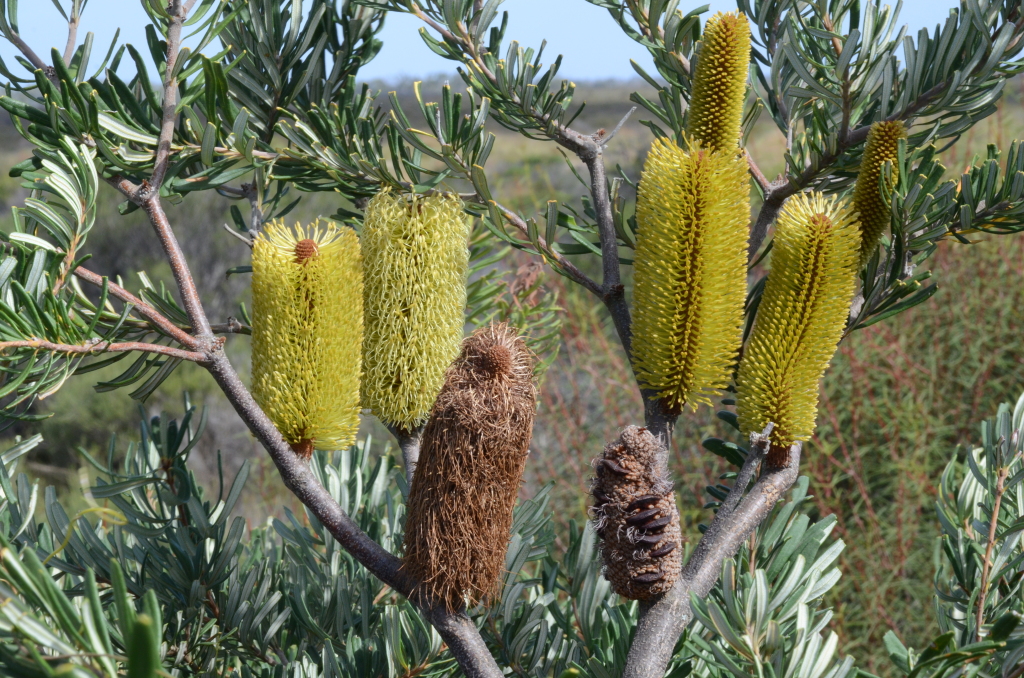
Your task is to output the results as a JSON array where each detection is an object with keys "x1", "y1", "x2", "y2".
[{"x1": 0, "y1": 0, "x2": 957, "y2": 82}]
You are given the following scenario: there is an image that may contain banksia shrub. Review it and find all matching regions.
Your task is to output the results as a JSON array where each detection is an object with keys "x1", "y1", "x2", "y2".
[
  {"x1": 361, "y1": 191, "x2": 470, "y2": 429},
  {"x1": 250, "y1": 219, "x2": 362, "y2": 458},
  {"x1": 591, "y1": 426, "x2": 682, "y2": 600},
  {"x1": 686, "y1": 11, "x2": 752, "y2": 151},
  {"x1": 736, "y1": 193, "x2": 860, "y2": 466},
  {"x1": 632, "y1": 137, "x2": 750, "y2": 410},
  {"x1": 402, "y1": 323, "x2": 536, "y2": 610}
]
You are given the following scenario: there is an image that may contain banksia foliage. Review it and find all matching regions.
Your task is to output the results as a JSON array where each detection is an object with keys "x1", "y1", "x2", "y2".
[
  {"x1": 853, "y1": 121, "x2": 907, "y2": 265},
  {"x1": 402, "y1": 323, "x2": 536, "y2": 610},
  {"x1": 736, "y1": 193, "x2": 860, "y2": 466},
  {"x1": 251, "y1": 220, "x2": 363, "y2": 458},
  {"x1": 632, "y1": 137, "x2": 750, "y2": 410},
  {"x1": 361, "y1": 191, "x2": 470, "y2": 429},
  {"x1": 591, "y1": 426, "x2": 682, "y2": 600},
  {"x1": 686, "y1": 11, "x2": 752, "y2": 151}
]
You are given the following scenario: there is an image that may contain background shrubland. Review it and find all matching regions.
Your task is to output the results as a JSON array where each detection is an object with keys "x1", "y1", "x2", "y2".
[{"x1": 2, "y1": 71, "x2": 1024, "y2": 674}]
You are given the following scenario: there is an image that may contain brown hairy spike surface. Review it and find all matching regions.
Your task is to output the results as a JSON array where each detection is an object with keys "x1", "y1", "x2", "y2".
[
  {"x1": 591, "y1": 426, "x2": 682, "y2": 600},
  {"x1": 402, "y1": 323, "x2": 537, "y2": 610}
]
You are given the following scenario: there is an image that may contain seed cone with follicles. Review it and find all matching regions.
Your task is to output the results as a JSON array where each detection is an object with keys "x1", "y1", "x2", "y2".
[
  {"x1": 361, "y1": 191, "x2": 470, "y2": 430},
  {"x1": 250, "y1": 219, "x2": 363, "y2": 459},
  {"x1": 736, "y1": 193, "x2": 860, "y2": 467},
  {"x1": 631, "y1": 135, "x2": 750, "y2": 411},
  {"x1": 402, "y1": 323, "x2": 537, "y2": 610},
  {"x1": 853, "y1": 120, "x2": 907, "y2": 266},
  {"x1": 686, "y1": 11, "x2": 752, "y2": 152},
  {"x1": 591, "y1": 426, "x2": 682, "y2": 600}
]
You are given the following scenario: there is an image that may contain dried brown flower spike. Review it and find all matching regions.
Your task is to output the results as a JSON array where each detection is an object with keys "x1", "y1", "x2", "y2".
[
  {"x1": 592, "y1": 426, "x2": 682, "y2": 599},
  {"x1": 402, "y1": 323, "x2": 537, "y2": 610}
]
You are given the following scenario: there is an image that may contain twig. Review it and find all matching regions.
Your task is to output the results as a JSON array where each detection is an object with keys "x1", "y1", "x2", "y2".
[
  {"x1": 72, "y1": 266, "x2": 201, "y2": 349},
  {"x1": 746, "y1": 151, "x2": 771, "y2": 195},
  {"x1": 151, "y1": 0, "x2": 186, "y2": 188},
  {"x1": 718, "y1": 423, "x2": 773, "y2": 519},
  {"x1": 748, "y1": 75, "x2": 986, "y2": 264},
  {"x1": 489, "y1": 199, "x2": 603, "y2": 297},
  {"x1": 243, "y1": 181, "x2": 265, "y2": 232},
  {"x1": 5, "y1": 31, "x2": 48, "y2": 72},
  {"x1": 62, "y1": 14, "x2": 79, "y2": 65},
  {"x1": 141, "y1": 195, "x2": 214, "y2": 340},
  {"x1": 0, "y1": 339, "x2": 206, "y2": 362},
  {"x1": 222, "y1": 222, "x2": 254, "y2": 247},
  {"x1": 209, "y1": 318, "x2": 250, "y2": 335},
  {"x1": 976, "y1": 465, "x2": 1009, "y2": 641},
  {"x1": 598, "y1": 106, "x2": 636, "y2": 147}
]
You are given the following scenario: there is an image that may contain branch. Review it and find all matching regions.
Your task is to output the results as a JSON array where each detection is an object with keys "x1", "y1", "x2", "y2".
[
  {"x1": 73, "y1": 267, "x2": 201, "y2": 349},
  {"x1": 5, "y1": 31, "x2": 48, "y2": 72},
  {"x1": 490, "y1": 199, "x2": 603, "y2": 297},
  {"x1": 0, "y1": 339, "x2": 206, "y2": 362},
  {"x1": 204, "y1": 353, "x2": 503, "y2": 678},
  {"x1": 209, "y1": 318, "x2": 250, "y2": 335},
  {"x1": 745, "y1": 150, "x2": 771, "y2": 195},
  {"x1": 62, "y1": 14, "x2": 79, "y2": 64},
  {"x1": 151, "y1": 1, "x2": 186, "y2": 188},
  {"x1": 749, "y1": 63, "x2": 1004, "y2": 262},
  {"x1": 141, "y1": 195, "x2": 214, "y2": 340},
  {"x1": 976, "y1": 464, "x2": 1009, "y2": 641},
  {"x1": 623, "y1": 439, "x2": 802, "y2": 678}
]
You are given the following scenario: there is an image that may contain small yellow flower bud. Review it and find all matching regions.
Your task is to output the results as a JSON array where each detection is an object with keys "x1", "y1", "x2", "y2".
[{"x1": 687, "y1": 12, "x2": 752, "y2": 151}]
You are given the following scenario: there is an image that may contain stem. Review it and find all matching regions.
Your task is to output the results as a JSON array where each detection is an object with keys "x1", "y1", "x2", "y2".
[
  {"x1": 0, "y1": 339, "x2": 206, "y2": 362},
  {"x1": 73, "y1": 267, "x2": 201, "y2": 349},
  {"x1": 151, "y1": 0, "x2": 185, "y2": 188},
  {"x1": 62, "y1": 15, "x2": 79, "y2": 64},
  {"x1": 623, "y1": 442, "x2": 801, "y2": 678},
  {"x1": 387, "y1": 424, "x2": 425, "y2": 484},
  {"x1": 976, "y1": 465, "x2": 1009, "y2": 641},
  {"x1": 141, "y1": 196, "x2": 213, "y2": 340}
]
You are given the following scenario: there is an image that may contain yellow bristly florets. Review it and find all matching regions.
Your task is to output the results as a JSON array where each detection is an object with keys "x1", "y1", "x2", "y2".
[
  {"x1": 632, "y1": 137, "x2": 750, "y2": 409},
  {"x1": 853, "y1": 121, "x2": 907, "y2": 265},
  {"x1": 686, "y1": 11, "x2": 752, "y2": 152},
  {"x1": 250, "y1": 219, "x2": 363, "y2": 457},
  {"x1": 736, "y1": 193, "x2": 860, "y2": 463},
  {"x1": 361, "y1": 191, "x2": 469, "y2": 429}
]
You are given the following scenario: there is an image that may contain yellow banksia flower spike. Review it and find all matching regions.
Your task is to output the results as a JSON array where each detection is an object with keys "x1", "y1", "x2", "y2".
[
  {"x1": 632, "y1": 136, "x2": 750, "y2": 410},
  {"x1": 686, "y1": 11, "x2": 752, "y2": 151},
  {"x1": 736, "y1": 193, "x2": 860, "y2": 466},
  {"x1": 853, "y1": 120, "x2": 907, "y2": 265},
  {"x1": 250, "y1": 219, "x2": 363, "y2": 458},
  {"x1": 362, "y1": 191, "x2": 469, "y2": 429}
]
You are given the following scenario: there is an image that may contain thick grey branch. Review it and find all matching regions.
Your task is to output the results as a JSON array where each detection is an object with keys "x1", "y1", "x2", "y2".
[
  {"x1": 206, "y1": 353, "x2": 502, "y2": 678},
  {"x1": 623, "y1": 442, "x2": 802, "y2": 678}
]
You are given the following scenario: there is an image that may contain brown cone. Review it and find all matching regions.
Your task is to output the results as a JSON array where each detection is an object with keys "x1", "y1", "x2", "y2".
[
  {"x1": 402, "y1": 323, "x2": 537, "y2": 610},
  {"x1": 591, "y1": 426, "x2": 682, "y2": 599}
]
